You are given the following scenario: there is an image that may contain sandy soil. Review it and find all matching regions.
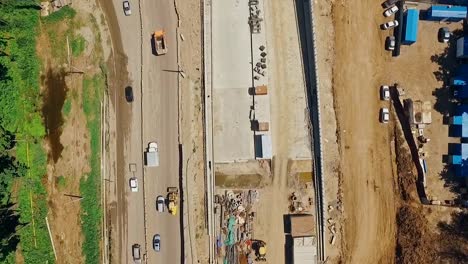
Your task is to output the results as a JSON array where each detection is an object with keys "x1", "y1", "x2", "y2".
[
  {"x1": 332, "y1": 0, "x2": 398, "y2": 263},
  {"x1": 175, "y1": 0, "x2": 209, "y2": 262}
]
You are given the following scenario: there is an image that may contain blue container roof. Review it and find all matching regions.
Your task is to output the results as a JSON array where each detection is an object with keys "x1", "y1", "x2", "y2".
[
  {"x1": 453, "y1": 115, "x2": 464, "y2": 124},
  {"x1": 452, "y1": 105, "x2": 468, "y2": 137},
  {"x1": 453, "y1": 76, "x2": 468, "y2": 86},
  {"x1": 452, "y1": 155, "x2": 462, "y2": 165},
  {"x1": 453, "y1": 143, "x2": 468, "y2": 177},
  {"x1": 430, "y1": 5, "x2": 467, "y2": 18},
  {"x1": 404, "y1": 9, "x2": 419, "y2": 42}
]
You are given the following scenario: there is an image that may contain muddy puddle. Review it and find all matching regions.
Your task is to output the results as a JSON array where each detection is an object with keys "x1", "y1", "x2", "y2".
[{"x1": 42, "y1": 68, "x2": 67, "y2": 163}]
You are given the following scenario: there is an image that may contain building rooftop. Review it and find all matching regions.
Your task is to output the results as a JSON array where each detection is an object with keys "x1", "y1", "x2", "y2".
[
  {"x1": 451, "y1": 143, "x2": 468, "y2": 177},
  {"x1": 292, "y1": 237, "x2": 316, "y2": 264},
  {"x1": 452, "y1": 105, "x2": 468, "y2": 138},
  {"x1": 290, "y1": 214, "x2": 315, "y2": 238},
  {"x1": 429, "y1": 5, "x2": 467, "y2": 19}
]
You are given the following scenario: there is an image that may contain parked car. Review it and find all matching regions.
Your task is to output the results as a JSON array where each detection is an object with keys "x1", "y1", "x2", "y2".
[
  {"x1": 123, "y1": 1, "x2": 131, "y2": 16},
  {"x1": 383, "y1": 6, "x2": 399, "y2": 17},
  {"x1": 438, "y1": 27, "x2": 450, "y2": 43},
  {"x1": 382, "y1": 0, "x2": 398, "y2": 9},
  {"x1": 381, "y1": 20, "x2": 399, "y2": 30},
  {"x1": 380, "y1": 108, "x2": 390, "y2": 123},
  {"x1": 380, "y1": 85, "x2": 390, "y2": 100},
  {"x1": 129, "y1": 177, "x2": 138, "y2": 192},
  {"x1": 132, "y1": 244, "x2": 141, "y2": 263},
  {"x1": 153, "y1": 234, "x2": 161, "y2": 252},
  {"x1": 156, "y1": 196, "x2": 165, "y2": 212},
  {"x1": 125, "y1": 86, "x2": 134, "y2": 102},
  {"x1": 385, "y1": 36, "x2": 395, "y2": 51}
]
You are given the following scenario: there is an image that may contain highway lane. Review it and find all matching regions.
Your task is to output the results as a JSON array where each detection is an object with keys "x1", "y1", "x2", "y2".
[
  {"x1": 108, "y1": 0, "x2": 181, "y2": 263},
  {"x1": 109, "y1": 0, "x2": 146, "y2": 263},
  {"x1": 139, "y1": 0, "x2": 180, "y2": 262}
]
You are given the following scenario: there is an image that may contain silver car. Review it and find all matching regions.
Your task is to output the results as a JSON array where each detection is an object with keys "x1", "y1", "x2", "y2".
[
  {"x1": 156, "y1": 196, "x2": 165, "y2": 212},
  {"x1": 153, "y1": 234, "x2": 161, "y2": 252},
  {"x1": 380, "y1": 85, "x2": 390, "y2": 100},
  {"x1": 129, "y1": 177, "x2": 138, "y2": 192},
  {"x1": 385, "y1": 36, "x2": 395, "y2": 51},
  {"x1": 383, "y1": 6, "x2": 398, "y2": 17},
  {"x1": 380, "y1": 108, "x2": 390, "y2": 123},
  {"x1": 381, "y1": 20, "x2": 399, "y2": 30},
  {"x1": 123, "y1": 1, "x2": 131, "y2": 16},
  {"x1": 132, "y1": 244, "x2": 141, "y2": 263}
]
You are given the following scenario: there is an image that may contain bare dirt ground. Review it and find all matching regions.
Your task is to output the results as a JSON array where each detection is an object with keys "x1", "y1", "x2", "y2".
[
  {"x1": 251, "y1": 0, "x2": 313, "y2": 263},
  {"x1": 331, "y1": 0, "x2": 398, "y2": 263},
  {"x1": 175, "y1": 0, "x2": 209, "y2": 262},
  {"x1": 38, "y1": 1, "x2": 112, "y2": 263}
]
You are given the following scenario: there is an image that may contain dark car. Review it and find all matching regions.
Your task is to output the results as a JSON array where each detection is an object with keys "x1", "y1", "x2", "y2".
[
  {"x1": 438, "y1": 27, "x2": 450, "y2": 43},
  {"x1": 125, "y1": 86, "x2": 134, "y2": 102},
  {"x1": 382, "y1": 0, "x2": 398, "y2": 9},
  {"x1": 153, "y1": 234, "x2": 161, "y2": 252}
]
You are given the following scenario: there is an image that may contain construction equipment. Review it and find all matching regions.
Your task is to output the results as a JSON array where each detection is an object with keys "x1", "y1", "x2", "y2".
[
  {"x1": 153, "y1": 30, "x2": 168, "y2": 55},
  {"x1": 252, "y1": 240, "x2": 266, "y2": 261},
  {"x1": 167, "y1": 187, "x2": 179, "y2": 215}
]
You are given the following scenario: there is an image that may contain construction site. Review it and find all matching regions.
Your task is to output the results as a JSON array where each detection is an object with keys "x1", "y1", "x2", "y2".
[{"x1": 204, "y1": 0, "x2": 318, "y2": 263}]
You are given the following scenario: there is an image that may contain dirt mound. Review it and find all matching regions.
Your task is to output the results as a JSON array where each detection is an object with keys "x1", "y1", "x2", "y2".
[{"x1": 395, "y1": 205, "x2": 437, "y2": 264}]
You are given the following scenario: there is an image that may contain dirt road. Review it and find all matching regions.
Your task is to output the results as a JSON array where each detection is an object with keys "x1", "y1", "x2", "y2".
[{"x1": 333, "y1": 0, "x2": 397, "y2": 262}]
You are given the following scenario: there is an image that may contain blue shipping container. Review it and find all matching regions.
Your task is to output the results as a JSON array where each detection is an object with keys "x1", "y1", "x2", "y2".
[
  {"x1": 452, "y1": 76, "x2": 468, "y2": 86},
  {"x1": 403, "y1": 9, "x2": 419, "y2": 45},
  {"x1": 426, "y1": 5, "x2": 467, "y2": 22}
]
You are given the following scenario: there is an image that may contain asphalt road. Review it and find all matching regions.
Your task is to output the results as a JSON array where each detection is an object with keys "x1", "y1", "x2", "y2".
[{"x1": 109, "y1": 0, "x2": 180, "y2": 263}]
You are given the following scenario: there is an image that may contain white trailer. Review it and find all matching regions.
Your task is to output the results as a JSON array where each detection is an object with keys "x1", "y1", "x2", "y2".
[{"x1": 145, "y1": 142, "x2": 160, "y2": 167}]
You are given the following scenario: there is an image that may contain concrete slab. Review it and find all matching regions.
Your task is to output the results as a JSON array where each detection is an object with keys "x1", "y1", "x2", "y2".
[
  {"x1": 213, "y1": 88, "x2": 254, "y2": 162},
  {"x1": 212, "y1": 0, "x2": 252, "y2": 90}
]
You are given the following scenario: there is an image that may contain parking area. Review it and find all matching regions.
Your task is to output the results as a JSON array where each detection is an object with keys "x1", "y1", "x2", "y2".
[{"x1": 385, "y1": 18, "x2": 463, "y2": 202}]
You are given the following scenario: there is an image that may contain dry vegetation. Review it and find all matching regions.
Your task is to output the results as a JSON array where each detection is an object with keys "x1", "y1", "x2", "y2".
[{"x1": 393, "y1": 123, "x2": 468, "y2": 263}]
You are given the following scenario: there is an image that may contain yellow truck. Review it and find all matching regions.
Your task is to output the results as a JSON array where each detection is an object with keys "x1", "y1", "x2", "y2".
[
  {"x1": 167, "y1": 187, "x2": 178, "y2": 215},
  {"x1": 153, "y1": 30, "x2": 168, "y2": 55}
]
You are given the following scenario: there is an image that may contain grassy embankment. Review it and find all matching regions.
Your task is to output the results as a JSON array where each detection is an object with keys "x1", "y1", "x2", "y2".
[{"x1": 43, "y1": 6, "x2": 104, "y2": 264}]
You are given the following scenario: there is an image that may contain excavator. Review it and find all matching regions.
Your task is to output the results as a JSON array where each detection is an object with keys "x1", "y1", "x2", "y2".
[
  {"x1": 167, "y1": 187, "x2": 179, "y2": 216},
  {"x1": 252, "y1": 240, "x2": 267, "y2": 261}
]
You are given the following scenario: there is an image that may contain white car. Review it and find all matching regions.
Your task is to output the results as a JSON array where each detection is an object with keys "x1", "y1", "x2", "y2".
[
  {"x1": 381, "y1": 20, "x2": 399, "y2": 30},
  {"x1": 380, "y1": 85, "x2": 390, "y2": 100},
  {"x1": 385, "y1": 36, "x2": 395, "y2": 51},
  {"x1": 129, "y1": 177, "x2": 138, "y2": 192},
  {"x1": 383, "y1": 6, "x2": 398, "y2": 17},
  {"x1": 380, "y1": 108, "x2": 390, "y2": 123},
  {"x1": 156, "y1": 196, "x2": 165, "y2": 212},
  {"x1": 123, "y1": 1, "x2": 131, "y2": 16}
]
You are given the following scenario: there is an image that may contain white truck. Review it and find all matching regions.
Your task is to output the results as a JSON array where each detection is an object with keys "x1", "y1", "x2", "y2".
[{"x1": 145, "y1": 142, "x2": 160, "y2": 167}]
